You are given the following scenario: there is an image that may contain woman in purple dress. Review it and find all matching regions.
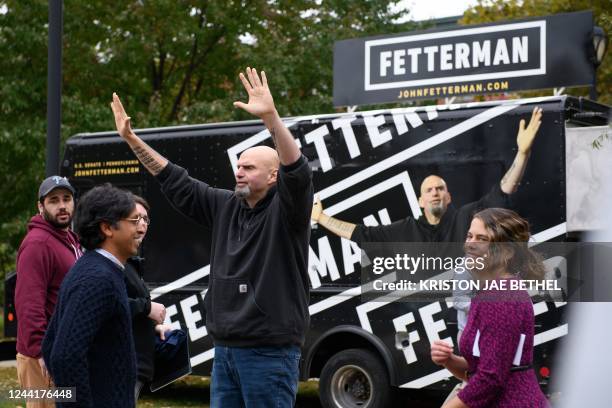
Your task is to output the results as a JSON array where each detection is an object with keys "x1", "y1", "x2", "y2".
[{"x1": 431, "y1": 208, "x2": 548, "y2": 408}]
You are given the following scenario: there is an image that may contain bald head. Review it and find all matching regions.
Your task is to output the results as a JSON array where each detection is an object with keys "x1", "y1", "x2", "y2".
[
  {"x1": 418, "y1": 174, "x2": 452, "y2": 223},
  {"x1": 420, "y1": 175, "x2": 447, "y2": 196},
  {"x1": 241, "y1": 146, "x2": 280, "y2": 171},
  {"x1": 235, "y1": 146, "x2": 280, "y2": 207}
]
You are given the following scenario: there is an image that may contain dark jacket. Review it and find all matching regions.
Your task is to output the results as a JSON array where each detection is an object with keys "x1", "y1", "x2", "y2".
[
  {"x1": 16, "y1": 215, "x2": 81, "y2": 358},
  {"x1": 351, "y1": 183, "x2": 510, "y2": 245},
  {"x1": 42, "y1": 251, "x2": 136, "y2": 408},
  {"x1": 125, "y1": 257, "x2": 155, "y2": 382},
  {"x1": 156, "y1": 155, "x2": 313, "y2": 347}
]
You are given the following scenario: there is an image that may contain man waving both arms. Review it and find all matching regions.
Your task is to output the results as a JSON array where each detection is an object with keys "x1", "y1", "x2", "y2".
[
  {"x1": 111, "y1": 67, "x2": 313, "y2": 408},
  {"x1": 311, "y1": 107, "x2": 543, "y2": 245}
]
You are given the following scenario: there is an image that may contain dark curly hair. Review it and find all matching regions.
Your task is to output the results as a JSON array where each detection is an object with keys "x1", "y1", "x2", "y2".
[
  {"x1": 473, "y1": 208, "x2": 545, "y2": 281},
  {"x1": 133, "y1": 195, "x2": 150, "y2": 212},
  {"x1": 74, "y1": 183, "x2": 136, "y2": 250}
]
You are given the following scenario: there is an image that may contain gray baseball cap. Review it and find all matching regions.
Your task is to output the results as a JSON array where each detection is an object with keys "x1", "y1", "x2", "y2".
[{"x1": 38, "y1": 176, "x2": 75, "y2": 200}]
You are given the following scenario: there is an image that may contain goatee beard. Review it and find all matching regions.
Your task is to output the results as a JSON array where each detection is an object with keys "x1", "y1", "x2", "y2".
[
  {"x1": 43, "y1": 209, "x2": 72, "y2": 229},
  {"x1": 430, "y1": 203, "x2": 444, "y2": 217},
  {"x1": 234, "y1": 185, "x2": 251, "y2": 199}
]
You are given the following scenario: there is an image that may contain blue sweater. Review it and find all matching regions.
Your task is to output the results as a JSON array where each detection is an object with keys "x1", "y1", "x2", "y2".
[{"x1": 42, "y1": 251, "x2": 136, "y2": 408}]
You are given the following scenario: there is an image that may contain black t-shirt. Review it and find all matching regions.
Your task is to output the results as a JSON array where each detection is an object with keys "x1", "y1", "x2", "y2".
[{"x1": 351, "y1": 182, "x2": 510, "y2": 245}]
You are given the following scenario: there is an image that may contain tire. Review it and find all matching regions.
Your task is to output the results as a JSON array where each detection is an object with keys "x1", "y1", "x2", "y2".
[{"x1": 319, "y1": 348, "x2": 392, "y2": 408}]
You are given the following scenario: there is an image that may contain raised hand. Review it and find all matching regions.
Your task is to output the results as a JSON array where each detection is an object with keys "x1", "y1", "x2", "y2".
[
  {"x1": 110, "y1": 93, "x2": 135, "y2": 141},
  {"x1": 233, "y1": 67, "x2": 276, "y2": 120},
  {"x1": 516, "y1": 106, "x2": 542, "y2": 154}
]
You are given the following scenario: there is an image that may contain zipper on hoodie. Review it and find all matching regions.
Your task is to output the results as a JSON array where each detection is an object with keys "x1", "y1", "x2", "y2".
[
  {"x1": 71, "y1": 243, "x2": 83, "y2": 260},
  {"x1": 66, "y1": 232, "x2": 83, "y2": 260},
  {"x1": 239, "y1": 212, "x2": 253, "y2": 242}
]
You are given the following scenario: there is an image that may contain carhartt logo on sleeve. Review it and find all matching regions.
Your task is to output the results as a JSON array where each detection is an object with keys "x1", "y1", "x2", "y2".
[{"x1": 239, "y1": 284, "x2": 247, "y2": 293}]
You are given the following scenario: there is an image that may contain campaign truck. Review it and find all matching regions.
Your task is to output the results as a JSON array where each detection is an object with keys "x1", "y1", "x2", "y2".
[{"x1": 4, "y1": 95, "x2": 610, "y2": 407}]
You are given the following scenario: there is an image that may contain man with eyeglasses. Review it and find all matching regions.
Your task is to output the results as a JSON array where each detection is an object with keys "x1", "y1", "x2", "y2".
[
  {"x1": 15, "y1": 176, "x2": 82, "y2": 408},
  {"x1": 42, "y1": 184, "x2": 142, "y2": 408}
]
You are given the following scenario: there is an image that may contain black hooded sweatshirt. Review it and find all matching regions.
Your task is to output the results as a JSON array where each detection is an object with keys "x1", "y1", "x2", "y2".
[{"x1": 156, "y1": 155, "x2": 313, "y2": 347}]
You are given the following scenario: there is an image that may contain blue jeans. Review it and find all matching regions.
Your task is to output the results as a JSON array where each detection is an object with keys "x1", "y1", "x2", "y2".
[{"x1": 211, "y1": 345, "x2": 301, "y2": 408}]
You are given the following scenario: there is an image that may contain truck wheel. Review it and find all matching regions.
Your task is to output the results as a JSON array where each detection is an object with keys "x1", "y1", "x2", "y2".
[{"x1": 319, "y1": 348, "x2": 392, "y2": 408}]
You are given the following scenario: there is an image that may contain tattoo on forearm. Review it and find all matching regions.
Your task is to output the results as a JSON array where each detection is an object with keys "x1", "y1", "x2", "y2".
[
  {"x1": 270, "y1": 127, "x2": 278, "y2": 148},
  {"x1": 328, "y1": 218, "x2": 354, "y2": 233},
  {"x1": 133, "y1": 146, "x2": 164, "y2": 175}
]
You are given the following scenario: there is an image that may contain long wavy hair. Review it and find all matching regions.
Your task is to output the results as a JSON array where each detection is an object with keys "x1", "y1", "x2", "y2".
[{"x1": 473, "y1": 208, "x2": 545, "y2": 281}]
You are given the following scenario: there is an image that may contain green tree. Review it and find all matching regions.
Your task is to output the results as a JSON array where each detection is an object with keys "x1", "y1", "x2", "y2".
[{"x1": 0, "y1": 0, "x2": 49, "y2": 289}]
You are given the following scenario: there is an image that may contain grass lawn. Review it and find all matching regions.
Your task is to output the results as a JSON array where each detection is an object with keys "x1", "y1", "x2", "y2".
[
  {"x1": 0, "y1": 367, "x2": 322, "y2": 408},
  {"x1": 137, "y1": 374, "x2": 321, "y2": 408},
  {"x1": 0, "y1": 308, "x2": 323, "y2": 407}
]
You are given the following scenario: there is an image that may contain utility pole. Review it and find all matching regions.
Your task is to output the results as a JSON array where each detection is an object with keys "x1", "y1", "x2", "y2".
[{"x1": 46, "y1": 0, "x2": 63, "y2": 176}]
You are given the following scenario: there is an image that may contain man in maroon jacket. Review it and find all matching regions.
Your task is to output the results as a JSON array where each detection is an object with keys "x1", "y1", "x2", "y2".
[{"x1": 15, "y1": 176, "x2": 82, "y2": 407}]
